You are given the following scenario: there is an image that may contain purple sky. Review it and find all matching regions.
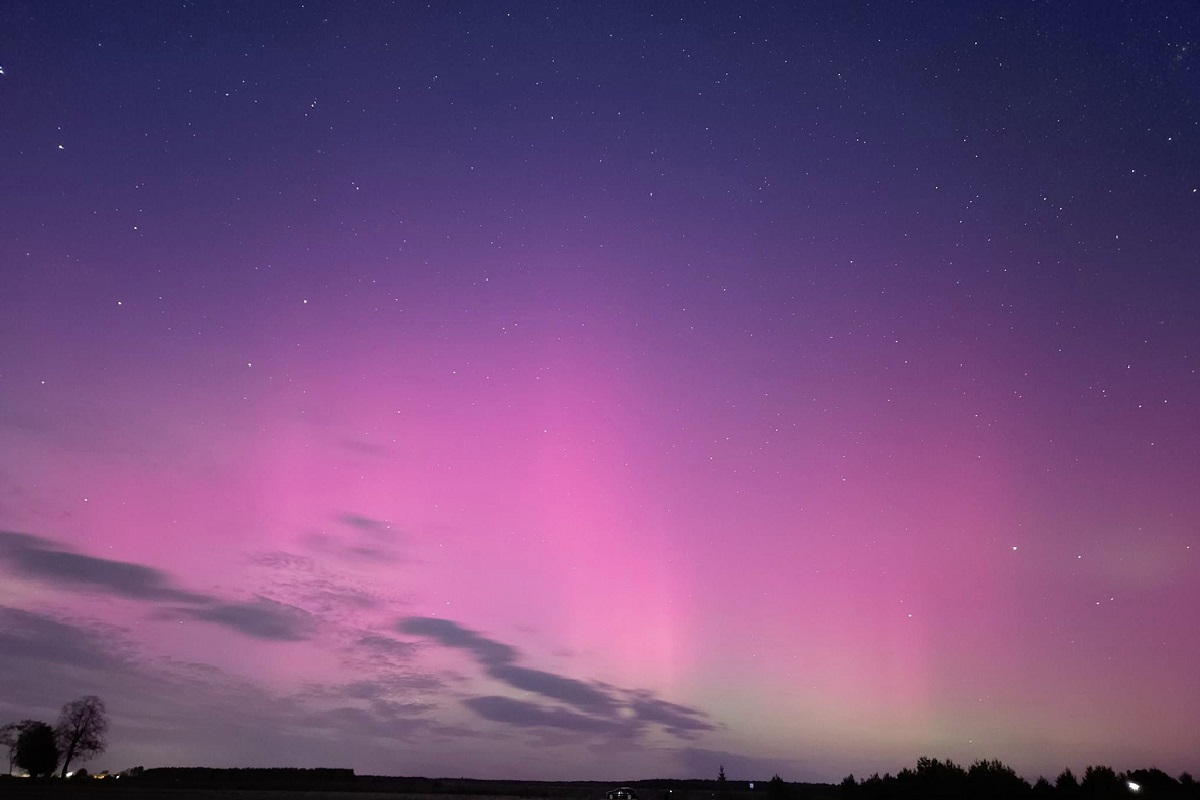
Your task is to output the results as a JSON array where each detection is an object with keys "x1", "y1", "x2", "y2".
[{"x1": 1, "y1": 0, "x2": 1199, "y2": 783}]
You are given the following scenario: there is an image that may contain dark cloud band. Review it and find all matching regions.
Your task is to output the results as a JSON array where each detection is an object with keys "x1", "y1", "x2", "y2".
[
  {"x1": 398, "y1": 615, "x2": 712, "y2": 739},
  {"x1": 0, "y1": 530, "x2": 314, "y2": 642}
]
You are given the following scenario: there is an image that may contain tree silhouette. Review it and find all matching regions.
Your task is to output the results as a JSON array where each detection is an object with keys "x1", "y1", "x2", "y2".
[
  {"x1": 1082, "y1": 766, "x2": 1123, "y2": 800},
  {"x1": 15, "y1": 722, "x2": 58, "y2": 778},
  {"x1": 1057, "y1": 768, "x2": 1082, "y2": 798},
  {"x1": 768, "y1": 774, "x2": 790, "y2": 800},
  {"x1": 968, "y1": 758, "x2": 1031, "y2": 800},
  {"x1": 0, "y1": 722, "x2": 19, "y2": 775},
  {"x1": 1, "y1": 721, "x2": 41, "y2": 775},
  {"x1": 54, "y1": 695, "x2": 108, "y2": 778},
  {"x1": 899, "y1": 756, "x2": 967, "y2": 800},
  {"x1": 858, "y1": 772, "x2": 891, "y2": 800},
  {"x1": 821, "y1": 758, "x2": 1200, "y2": 800}
]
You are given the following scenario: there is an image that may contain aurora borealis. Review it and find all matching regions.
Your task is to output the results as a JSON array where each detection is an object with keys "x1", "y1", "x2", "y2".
[{"x1": 1, "y1": 0, "x2": 1198, "y2": 783}]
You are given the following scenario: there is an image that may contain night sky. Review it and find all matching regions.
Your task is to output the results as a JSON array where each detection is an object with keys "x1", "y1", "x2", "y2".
[{"x1": 2, "y1": 0, "x2": 1199, "y2": 783}]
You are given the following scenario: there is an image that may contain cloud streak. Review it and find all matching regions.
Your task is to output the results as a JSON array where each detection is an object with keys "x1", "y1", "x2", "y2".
[
  {"x1": 398, "y1": 616, "x2": 713, "y2": 740},
  {"x1": 0, "y1": 607, "x2": 453, "y2": 763},
  {"x1": 0, "y1": 606, "x2": 127, "y2": 672},
  {"x1": 0, "y1": 530, "x2": 206, "y2": 603},
  {"x1": 301, "y1": 513, "x2": 408, "y2": 564},
  {"x1": 180, "y1": 597, "x2": 315, "y2": 642},
  {"x1": 464, "y1": 695, "x2": 627, "y2": 734},
  {"x1": 0, "y1": 530, "x2": 316, "y2": 642},
  {"x1": 399, "y1": 616, "x2": 518, "y2": 667}
]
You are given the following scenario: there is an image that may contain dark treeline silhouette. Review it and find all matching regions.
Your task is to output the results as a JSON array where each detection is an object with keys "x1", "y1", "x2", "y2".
[
  {"x1": 1, "y1": 745, "x2": 1196, "y2": 799},
  {"x1": 840, "y1": 758, "x2": 1200, "y2": 800},
  {"x1": 137, "y1": 766, "x2": 356, "y2": 789}
]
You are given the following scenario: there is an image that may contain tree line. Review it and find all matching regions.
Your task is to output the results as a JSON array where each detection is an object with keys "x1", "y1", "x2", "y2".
[
  {"x1": 0, "y1": 695, "x2": 108, "y2": 779},
  {"x1": 838, "y1": 757, "x2": 1199, "y2": 800}
]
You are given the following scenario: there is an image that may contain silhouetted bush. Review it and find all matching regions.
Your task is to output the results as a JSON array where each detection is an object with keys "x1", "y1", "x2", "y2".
[{"x1": 14, "y1": 722, "x2": 58, "y2": 778}]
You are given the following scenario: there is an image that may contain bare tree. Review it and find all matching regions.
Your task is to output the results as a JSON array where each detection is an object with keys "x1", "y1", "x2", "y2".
[
  {"x1": 1, "y1": 720, "x2": 40, "y2": 775},
  {"x1": 0, "y1": 722, "x2": 19, "y2": 775},
  {"x1": 54, "y1": 696, "x2": 108, "y2": 778}
]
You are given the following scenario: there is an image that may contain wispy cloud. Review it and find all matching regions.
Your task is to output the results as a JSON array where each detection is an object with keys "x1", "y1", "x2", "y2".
[
  {"x1": 250, "y1": 549, "x2": 384, "y2": 625},
  {"x1": 357, "y1": 634, "x2": 418, "y2": 658},
  {"x1": 464, "y1": 695, "x2": 629, "y2": 733},
  {"x1": 179, "y1": 597, "x2": 315, "y2": 641},
  {"x1": 399, "y1": 616, "x2": 518, "y2": 667},
  {"x1": 398, "y1": 616, "x2": 714, "y2": 740},
  {"x1": 0, "y1": 607, "x2": 452, "y2": 762},
  {"x1": 0, "y1": 530, "x2": 206, "y2": 603},
  {"x1": 0, "y1": 530, "x2": 318, "y2": 642},
  {"x1": 301, "y1": 513, "x2": 408, "y2": 563},
  {"x1": 0, "y1": 606, "x2": 127, "y2": 672},
  {"x1": 628, "y1": 692, "x2": 716, "y2": 738},
  {"x1": 489, "y1": 664, "x2": 618, "y2": 715}
]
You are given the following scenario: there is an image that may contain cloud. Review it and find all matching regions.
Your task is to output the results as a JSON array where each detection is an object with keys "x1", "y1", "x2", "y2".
[
  {"x1": 180, "y1": 597, "x2": 315, "y2": 641},
  {"x1": 0, "y1": 530, "x2": 322, "y2": 642},
  {"x1": 399, "y1": 615, "x2": 713, "y2": 742},
  {"x1": 0, "y1": 607, "x2": 158, "y2": 722},
  {"x1": 304, "y1": 532, "x2": 396, "y2": 562},
  {"x1": 249, "y1": 549, "x2": 385, "y2": 627},
  {"x1": 628, "y1": 692, "x2": 716, "y2": 737},
  {"x1": 333, "y1": 632, "x2": 427, "y2": 679},
  {"x1": 251, "y1": 551, "x2": 316, "y2": 571},
  {"x1": 398, "y1": 616, "x2": 518, "y2": 667},
  {"x1": 300, "y1": 513, "x2": 407, "y2": 563},
  {"x1": 0, "y1": 608, "x2": 441, "y2": 764},
  {"x1": 0, "y1": 530, "x2": 206, "y2": 603},
  {"x1": 464, "y1": 695, "x2": 629, "y2": 734},
  {"x1": 0, "y1": 606, "x2": 127, "y2": 672},
  {"x1": 297, "y1": 703, "x2": 438, "y2": 741},
  {"x1": 298, "y1": 671, "x2": 446, "y2": 707},
  {"x1": 489, "y1": 664, "x2": 617, "y2": 714},
  {"x1": 339, "y1": 513, "x2": 392, "y2": 534},
  {"x1": 357, "y1": 634, "x2": 418, "y2": 657}
]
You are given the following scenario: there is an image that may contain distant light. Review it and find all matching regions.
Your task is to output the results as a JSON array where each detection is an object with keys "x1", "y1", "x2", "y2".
[{"x1": 1127, "y1": 782, "x2": 1140, "y2": 793}]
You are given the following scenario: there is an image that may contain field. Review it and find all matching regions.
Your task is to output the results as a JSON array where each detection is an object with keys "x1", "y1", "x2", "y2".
[{"x1": 0, "y1": 770, "x2": 837, "y2": 800}]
